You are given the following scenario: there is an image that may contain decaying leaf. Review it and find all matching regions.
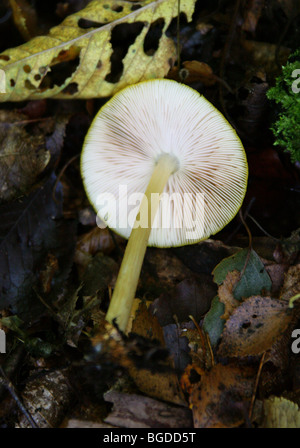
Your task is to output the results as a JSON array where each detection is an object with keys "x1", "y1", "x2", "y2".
[
  {"x1": 213, "y1": 248, "x2": 272, "y2": 300},
  {"x1": 180, "y1": 323, "x2": 213, "y2": 370},
  {"x1": 128, "y1": 301, "x2": 187, "y2": 406},
  {"x1": 79, "y1": 252, "x2": 118, "y2": 298},
  {"x1": 202, "y1": 296, "x2": 225, "y2": 347},
  {"x1": 217, "y1": 270, "x2": 241, "y2": 320},
  {"x1": 163, "y1": 322, "x2": 191, "y2": 371},
  {"x1": 168, "y1": 60, "x2": 216, "y2": 85},
  {"x1": 190, "y1": 363, "x2": 255, "y2": 428},
  {"x1": 18, "y1": 369, "x2": 74, "y2": 428},
  {"x1": 142, "y1": 247, "x2": 193, "y2": 298},
  {"x1": 104, "y1": 390, "x2": 192, "y2": 428},
  {"x1": 262, "y1": 396, "x2": 300, "y2": 428},
  {"x1": 150, "y1": 276, "x2": 215, "y2": 326},
  {"x1": 89, "y1": 319, "x2": 176, "y2": 396},
  {"x1": 280, "y1": 263, "x2": 300, "y2": 301},
  {"x1": 0, "y1": 0, "x2": 196, "y2": 101},
  {"x1": 241, "y1": 0, "x2": 264, "y2": 34},
  {"x1": 218, "y1": 296, "x2": 294, "y2": 357}
]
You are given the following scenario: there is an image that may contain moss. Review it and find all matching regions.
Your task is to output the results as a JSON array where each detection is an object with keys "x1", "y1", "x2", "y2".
[{"x1": 267, "y1": 50, "x2": 300, "y2": 162}]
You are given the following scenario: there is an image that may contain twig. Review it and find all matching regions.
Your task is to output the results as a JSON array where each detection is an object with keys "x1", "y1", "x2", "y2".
[
  {"x1": 189, "y1": 315, "x2": 207, "y2": 364},
  {"x1": 238, "y1": 208, "x2": 253, "y2": 278},
  {"x1": 249, "y1": 351, "x2": 266, "y2": 421}
]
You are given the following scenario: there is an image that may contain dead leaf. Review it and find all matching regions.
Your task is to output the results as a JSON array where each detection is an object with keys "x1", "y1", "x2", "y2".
[
  {"x1": 280, "y1": 264, "x2": 300, "y2": 301},
  {"x1": 218, "y1": 270, "x2": 241, "y2": 320},
  {"x1": 180, "y1": 364, "x2": 204, "y2": 395},
  {"x1": 180, "y1": 325, "x2": 213, "y2": 370},
  {"x1": 0, "y1": 111, "x2": 66, "y2": 202},
  {"x1": 144, "y1": 247, "x2": 192, "y2": 291},
  {"x1": 242, "y1": 0, "x2": 264, "y2": 34},
  {"x1": 163, "y1": 323, "x2": 191, "y2": 371},
  {"x1": 150, "y1": 275, "x2": 215, "y2": 326},
  {"x1": 76, "y1": 227, "x2": 116, "y2": 258},
  {"x1": 190, "y1": 363, "x2": 255, "y2": 428},
  {"x1": 0, "y1": 0, "x2": 197, "y2": 101},
  {"x1": 128, "y1": 301, "x2": 187, "y2": 406},
  {"x1": 264, "y1": 263, "x2": 287, "y2": 296},
  {"x1": 18, "y1": 369, "x2": 74, "y2": 428},
  {"x1": 218, "y1": 296, "x2": 294, "y2": 357},
  {"x1": 262, "y1": 396, "x2": 300, "y2": 428},
  {"x1": 168, "y1": 60, "x2": 216, "y2": 85}
]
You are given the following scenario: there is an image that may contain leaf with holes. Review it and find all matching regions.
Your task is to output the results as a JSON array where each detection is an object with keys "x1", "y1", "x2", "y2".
[
  {"x1": 0, "y1": 0, "x2": 196, "y2": 102},
  {"x1": 218, "y1": 295, "x2": 293, "y2": 357}
]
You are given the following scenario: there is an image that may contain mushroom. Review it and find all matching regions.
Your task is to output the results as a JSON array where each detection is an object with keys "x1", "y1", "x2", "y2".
[{"x1": 81, "y1": 79, "x2": 248, "y2": 332}]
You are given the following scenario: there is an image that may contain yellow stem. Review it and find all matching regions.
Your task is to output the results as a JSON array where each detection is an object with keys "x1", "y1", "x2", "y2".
[{"x1": 106, "y1": 153, "x2": 178, "y2": 332}]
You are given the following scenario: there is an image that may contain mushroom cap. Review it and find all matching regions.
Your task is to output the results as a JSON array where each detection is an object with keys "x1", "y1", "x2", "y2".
[{"x1": 81, "y1": 79, "x2": 248, "y2": 248}]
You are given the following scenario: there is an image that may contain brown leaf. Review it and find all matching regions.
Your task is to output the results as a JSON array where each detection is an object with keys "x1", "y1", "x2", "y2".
[
  {"x1": 128, "y1": 301, "x2": 187, "y2": 406},
  {"x1": 242, "y1": 0, "x2": 264, "y2": 34},
  {"x1": 280, "y1": 264, "x2": 300, "y2": 301},
  {"x1": 218, "y1": 296, "x2": 294, "y2": 357},
  {"x1": 150, "y1": 275, "x2": 215, "y2": 326},
  {"x1": 144, "y1": 248, "x2": 192, "y2": 291},
  {"x1": 218, "y1": 270, "x2": 241, "y2": 320},
  {"x1": 74, "y1": 227, "x2": 120, "y2": 274},
  {"x1": 264, "y1": 263, "x2": 287, "y2": 296},
  {"x1": 168, "y1": 60, "x2": 216, "y2": 85},
  {"x1": 190, "y1": 363, "x2": 255, "y2": 428},
  {"x1": 180, "y1": 324, "x2": 214, "y2": 370},
  {"x1": 18, "y1": 369, "x2": 74, "y2": 428},
  {"x1": 180, "y1": 364, "x2": 204, "y2": 395},
  {"x1": 0, "y1": 111, "x2": 66, "y2": 202}
]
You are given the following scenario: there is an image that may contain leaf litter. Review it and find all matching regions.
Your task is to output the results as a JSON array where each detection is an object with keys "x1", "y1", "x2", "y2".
[{"x1": 0, "y1": 0, "x2": 300, "y2": 429}]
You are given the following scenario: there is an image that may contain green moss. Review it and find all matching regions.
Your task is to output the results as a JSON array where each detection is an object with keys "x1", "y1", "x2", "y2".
[{"x1": 267, "y1": 50, "x2": 300, "y2": 162}]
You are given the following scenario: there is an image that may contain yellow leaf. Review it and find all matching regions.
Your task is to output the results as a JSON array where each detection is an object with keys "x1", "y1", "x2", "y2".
[
  {"x1": 262, "y1": 396, "x2": 300, "y2": 428},
  {"x1": 0, "y1": 0, "x2": 196, "y2": 102}
]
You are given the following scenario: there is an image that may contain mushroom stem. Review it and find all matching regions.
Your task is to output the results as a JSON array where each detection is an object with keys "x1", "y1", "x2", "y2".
[{"x1": 106, "y1": 153, "x2": 178, "y2": 332}]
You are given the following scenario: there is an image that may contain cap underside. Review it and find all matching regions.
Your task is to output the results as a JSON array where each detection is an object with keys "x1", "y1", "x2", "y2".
[{"x1": 81, "y1": 79, "x2": 248, "y2": 248}]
